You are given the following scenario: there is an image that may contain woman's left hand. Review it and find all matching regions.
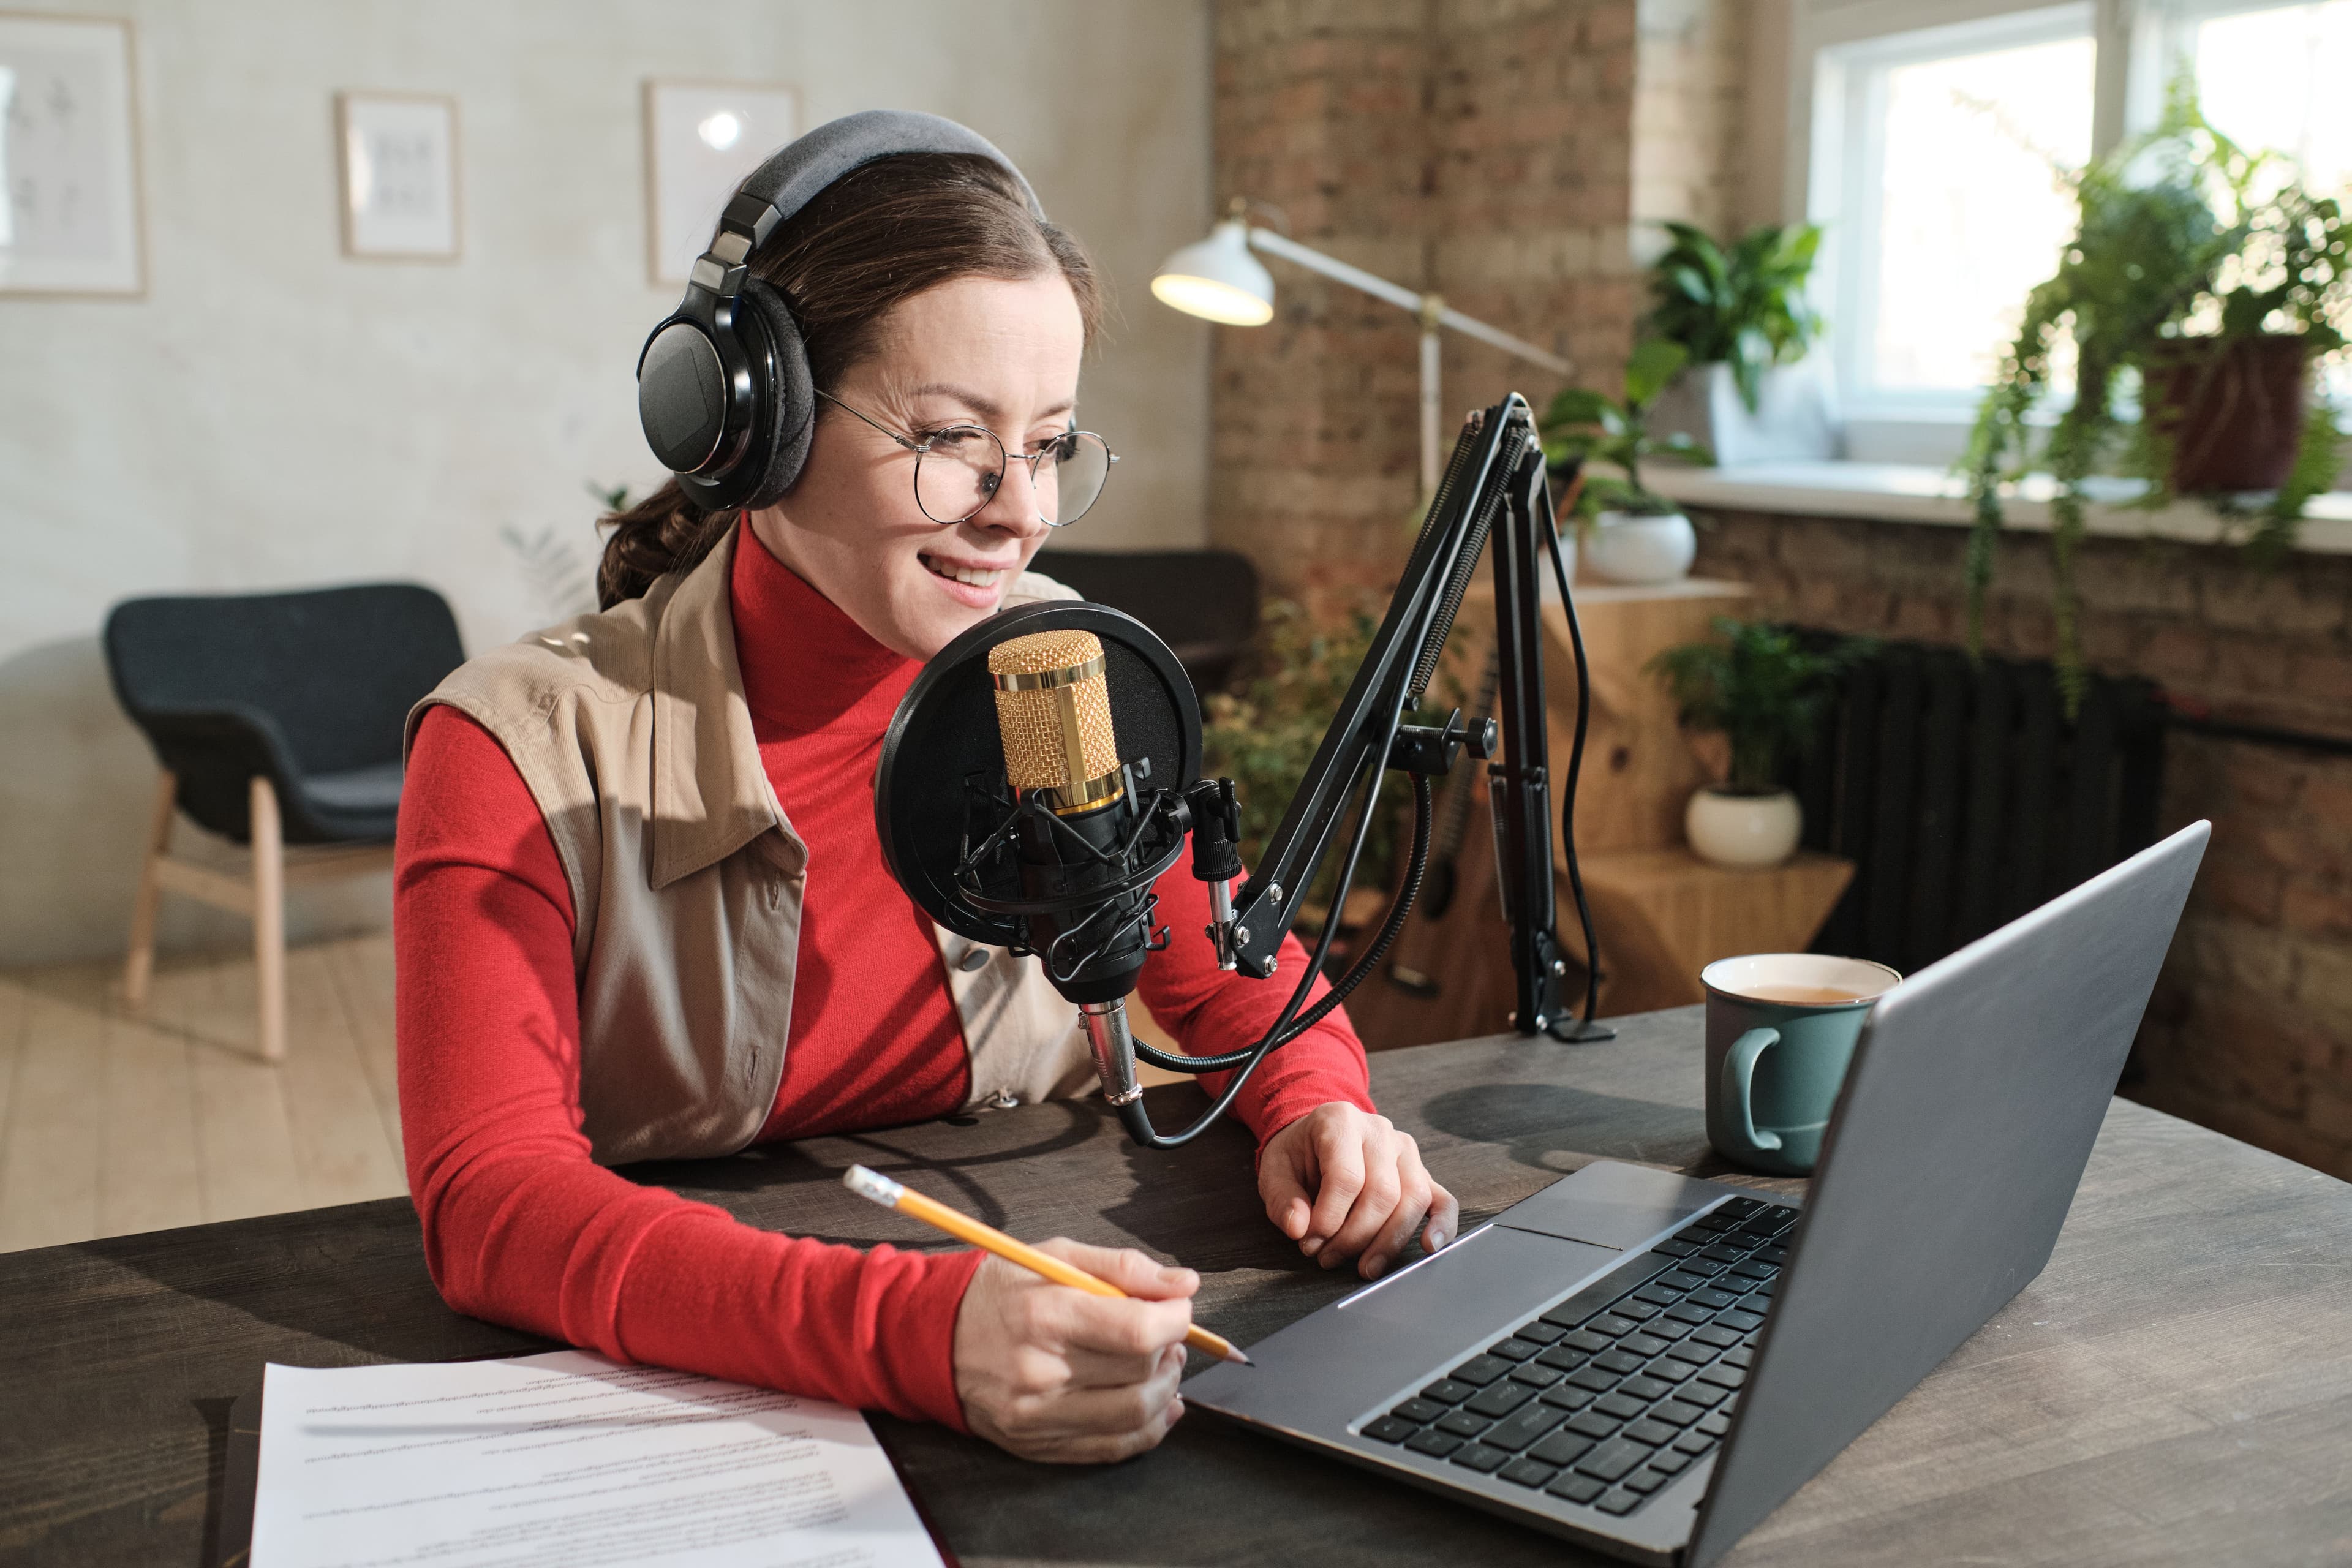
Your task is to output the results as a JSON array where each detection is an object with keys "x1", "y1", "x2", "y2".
[{"x1": 1256, "y1": 1102, "x2": 1459, "y2": 1280}]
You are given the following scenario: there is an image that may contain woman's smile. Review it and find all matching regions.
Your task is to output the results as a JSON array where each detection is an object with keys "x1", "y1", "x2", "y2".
[{"x1": 918, "y1": 549, "x2": 1016, "y2": 608}]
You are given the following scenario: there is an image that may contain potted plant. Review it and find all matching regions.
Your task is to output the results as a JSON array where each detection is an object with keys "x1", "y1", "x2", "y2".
[
  {"x1": 1966, "y1": 83, "x2": 2350, "y2": 710},
  {"x1": 1646, "y1": 221, "x2": 1834, "y2": 466},
  {"x1": 1647, "y1": 619, "x2": 1855, "y2": 869},
  {"x1": 1203, "y1": 594, "x2": 1455, "y2": 933},
  {"x1": 1538, "y1": 339, "x2": 1711, "y2": 584}
]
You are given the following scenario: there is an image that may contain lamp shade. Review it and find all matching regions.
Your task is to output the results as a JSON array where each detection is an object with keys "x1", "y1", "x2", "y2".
[{"x1": 1150, "y1": 219, "x2": 1275, "y2": 326}]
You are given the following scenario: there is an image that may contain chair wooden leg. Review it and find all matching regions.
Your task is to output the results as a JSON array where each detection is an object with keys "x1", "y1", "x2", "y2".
[
  {"x1": 123, "y1": 769, "x2": 178, "y2": 1013},
  {"x1": 251, "y1": 775, "x2": 287, "y2": 1063}
]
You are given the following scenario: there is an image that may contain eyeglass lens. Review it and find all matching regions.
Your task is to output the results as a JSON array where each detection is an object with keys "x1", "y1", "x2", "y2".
[{"x1": 915, "y1": 427, "x2": 1112, "y2": 526}]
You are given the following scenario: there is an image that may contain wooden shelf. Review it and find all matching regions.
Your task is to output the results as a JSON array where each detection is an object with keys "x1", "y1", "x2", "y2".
[{"x1": 1555, "y1": 846, "x2": 1855, "y2": 1017}]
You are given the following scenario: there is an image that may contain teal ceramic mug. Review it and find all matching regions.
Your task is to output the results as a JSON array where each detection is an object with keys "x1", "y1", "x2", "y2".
[{"x1": 1702, "y1": 953, "x2": 1902, "y2": 1176}]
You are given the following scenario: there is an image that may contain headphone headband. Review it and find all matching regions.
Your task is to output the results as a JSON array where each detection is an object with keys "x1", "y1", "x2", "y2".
[
  {"x1": 730, "y1": 109, "x2": 1042, "y2": 235},
  {"x1": 637, "y1": 109, "x2": 1042, "y2": 514}
]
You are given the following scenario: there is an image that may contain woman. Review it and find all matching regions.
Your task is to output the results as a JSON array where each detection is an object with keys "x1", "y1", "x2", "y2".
[{"x1": 394, "y1": 123, "x2": 1458, "y2": 1467}]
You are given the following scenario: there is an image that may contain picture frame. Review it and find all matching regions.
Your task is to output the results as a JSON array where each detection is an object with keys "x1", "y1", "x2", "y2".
[
  {"x1": 335, "y1": 91, "x2": 460, "y2": 260},
  {"x1": 0, "y1": 10, "x2": 145, "y2": 296},
  {"x1": 643, "y1": 79, "x2": 799, "y2": 285}
]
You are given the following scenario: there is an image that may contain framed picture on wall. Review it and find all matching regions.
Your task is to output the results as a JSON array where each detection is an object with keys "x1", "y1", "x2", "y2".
[
  {"x1": 0, "y1": 12, "x2": 146, "y2": 296},
  {"x1": 643, "y1": 80, "x2": 799, "y2": 285},
  {"x1": 336, "y1": 91, "x2": 460, "y2": 259}
]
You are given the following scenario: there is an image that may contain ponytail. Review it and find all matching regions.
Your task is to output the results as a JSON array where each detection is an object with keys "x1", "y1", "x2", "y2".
[{"x1": 595, "y1": 481, "x2": 733, "y2": 609}]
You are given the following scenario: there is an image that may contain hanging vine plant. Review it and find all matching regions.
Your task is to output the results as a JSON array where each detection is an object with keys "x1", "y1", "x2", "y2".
[{"x1": 1964, "y1": 83, "x2": 2350, "y2": 711}]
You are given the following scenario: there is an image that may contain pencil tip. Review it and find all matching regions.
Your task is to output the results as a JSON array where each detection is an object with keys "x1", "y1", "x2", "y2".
[{"x1": 1230, "y1": 1349, "x2": 1254, "y2": 1366}]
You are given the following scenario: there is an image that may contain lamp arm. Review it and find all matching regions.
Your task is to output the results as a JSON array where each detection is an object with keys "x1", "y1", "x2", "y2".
[
  {"x1": 1433, "y1": 305, "x2": 1574, "y2": 377},
  {"x1": 1245, "y1": 227, "x2": 1572, "y2": 377},
  {"x1": 1245, "y1": 226, "x2": 1423, "y2": 314}
]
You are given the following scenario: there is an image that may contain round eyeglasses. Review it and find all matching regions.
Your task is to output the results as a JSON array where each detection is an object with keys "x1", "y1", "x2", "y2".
[{"x1": 816, "y1": 389, "x2": 1117, "y2": 527}]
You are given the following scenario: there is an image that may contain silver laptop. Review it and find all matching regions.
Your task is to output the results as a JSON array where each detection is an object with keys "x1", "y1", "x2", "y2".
[{"x1": 1184, "y1": 821, "x2": 2210, "y2": 1567}]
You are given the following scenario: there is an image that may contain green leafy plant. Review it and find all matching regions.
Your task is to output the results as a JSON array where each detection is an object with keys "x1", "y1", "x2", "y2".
[
  {"x1": 1966, "y1": 81, "x2": 2351, "y2": 708},
  {"x1": 1537, "y1": 339, "x2": 1711, "y2": 518},
  {"x1": 1202, "y1": 595, "x2": 1470, "y2": 915},
  {"x1": 1204, "y1": 598, "x2": 1395, "y2": 908},
  {"x1": 1648, "y1": 221, "x2": 1825, "y2": 413},
  {"x1": 1646, "y1": 619, "x2": 1863, "y2": 795}
]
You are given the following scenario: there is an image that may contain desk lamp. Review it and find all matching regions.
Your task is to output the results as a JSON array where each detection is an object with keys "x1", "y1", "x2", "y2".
[{"x1": 1152, "y1": 199, "x2": 1575, "y2": 496}]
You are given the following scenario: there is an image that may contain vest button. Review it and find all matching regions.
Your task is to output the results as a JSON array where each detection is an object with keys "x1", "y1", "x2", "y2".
[{"x1": 958, "y1": 947, "x2": 990, "y2": 973}]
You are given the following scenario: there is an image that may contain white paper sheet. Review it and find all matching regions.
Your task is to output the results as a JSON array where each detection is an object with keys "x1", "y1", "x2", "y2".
[{"x1": 250, "y1": 1349, "x2": 949, "y2": 1568}]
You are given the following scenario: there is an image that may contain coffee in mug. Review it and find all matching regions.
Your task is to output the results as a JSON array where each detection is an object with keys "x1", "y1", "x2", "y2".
[
  {"x1": 1702, "y1": 954, "x2": 1901, "y2": 1176},
  {"x1": 1736, "y1": 982, "x2": 1874, "y2": 1006}
]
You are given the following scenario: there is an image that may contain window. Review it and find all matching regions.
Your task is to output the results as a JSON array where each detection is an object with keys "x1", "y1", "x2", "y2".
[
  {"x1": 1812, "y1": 7, "x2": 2098, "y2": 440},
  {"x1": 2159, "y1": 2, "x2": 2352, "y2": 399},
  {"x1": 1798, "y1": 0, "x2": 2352, "y2": 467},
  {"x1": 2168, "y1": 2, "x2": 2352, "y2": 193}
]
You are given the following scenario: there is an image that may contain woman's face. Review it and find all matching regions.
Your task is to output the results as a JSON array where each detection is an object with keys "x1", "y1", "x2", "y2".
[{"x1": 748, "y1": 271, "x2": 1088, "y2": 662}]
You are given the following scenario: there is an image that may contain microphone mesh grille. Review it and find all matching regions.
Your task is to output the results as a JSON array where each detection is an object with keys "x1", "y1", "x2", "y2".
[{"x1": 989, "y1": 630, "x2": 1120, "y2": 792}]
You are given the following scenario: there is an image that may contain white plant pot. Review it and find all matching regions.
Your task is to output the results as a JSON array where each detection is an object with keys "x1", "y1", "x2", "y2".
[
  {"x1": 1686, "y1": 786, "x2": 1803, "y2": 869},
  {"x1": 1648, "y1": 357, "x2": 1841, "y2": 467},
  {"x1": 1585, "y1": 510, "x2": 1695, "y2": 585}
]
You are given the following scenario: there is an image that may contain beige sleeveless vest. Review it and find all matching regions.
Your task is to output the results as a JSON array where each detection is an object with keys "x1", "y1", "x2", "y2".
[{"x1": 404, "y1": 526, "x2": 1097, "y2": 1166}]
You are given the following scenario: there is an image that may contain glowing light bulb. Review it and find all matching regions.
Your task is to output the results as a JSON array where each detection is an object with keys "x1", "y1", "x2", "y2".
[{"x1": 697, "y1": 111, "x2": 742, "y2": 151}]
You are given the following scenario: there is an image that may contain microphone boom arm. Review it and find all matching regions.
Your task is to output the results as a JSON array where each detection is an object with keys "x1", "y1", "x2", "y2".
[
  {"x1": 1117, "y1": 392, "x2": 1613, "y2": 1148},
  {"x1": 1235, "y1": 394, "x2": 1605, "y2": 1038}
]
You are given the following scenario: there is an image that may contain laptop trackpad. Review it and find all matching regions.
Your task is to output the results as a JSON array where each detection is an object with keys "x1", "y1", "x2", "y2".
[
  {"x1": 1186, "y1": 1222, "x2": 1626, "y2": 1435},
  {"x1": 1342, "y1": 1221, "x2": 1619, "y2": 1334},
  {"x1": 1492, "y1": 1159, "x2": 1726, "y2": 1251}
]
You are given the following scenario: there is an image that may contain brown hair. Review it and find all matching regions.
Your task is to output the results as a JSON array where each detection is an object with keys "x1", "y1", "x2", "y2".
[{"x1": 595, "y1": 153, "x2": 1102, "y2": 608}]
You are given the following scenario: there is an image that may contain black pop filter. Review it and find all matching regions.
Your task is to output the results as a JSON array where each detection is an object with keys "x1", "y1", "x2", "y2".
[{"x1": 875, "y1": 601, "x2": 1204, "y2": 946}]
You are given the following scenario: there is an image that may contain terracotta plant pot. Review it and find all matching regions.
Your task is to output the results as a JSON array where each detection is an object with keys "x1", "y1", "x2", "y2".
[{"x1": 2142, "y1": 334, "x2": 2309, "y2": 493}]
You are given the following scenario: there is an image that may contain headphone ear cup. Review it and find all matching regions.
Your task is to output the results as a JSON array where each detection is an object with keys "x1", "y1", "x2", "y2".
[{"x1": 737, "y1": 278, "x2": 816, "y2": 510}]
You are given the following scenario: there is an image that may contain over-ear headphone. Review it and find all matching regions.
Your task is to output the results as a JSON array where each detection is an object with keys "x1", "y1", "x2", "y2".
[{"x1": 636, "y1": 109, "x2": 1043, "y2": 513}]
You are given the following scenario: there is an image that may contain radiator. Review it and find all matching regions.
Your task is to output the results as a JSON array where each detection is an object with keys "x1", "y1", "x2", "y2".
[{"x1": 1793, "y1": 641, "x2": 2168, "y2": 978}]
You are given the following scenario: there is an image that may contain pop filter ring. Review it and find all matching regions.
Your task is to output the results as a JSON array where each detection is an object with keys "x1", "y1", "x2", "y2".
[{"x1": 875, "y1": 600, "x2": 1202, "y2": 948}]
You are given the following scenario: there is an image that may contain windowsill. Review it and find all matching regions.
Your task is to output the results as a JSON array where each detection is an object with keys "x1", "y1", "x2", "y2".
[{"x1": 1643, "y1": 461, "x2": 2352, "y2": 557}]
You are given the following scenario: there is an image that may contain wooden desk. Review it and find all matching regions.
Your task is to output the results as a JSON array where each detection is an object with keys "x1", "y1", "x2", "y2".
[{"x1": 5, "y1": 1011, "x2": 2348, "y2": 1567}]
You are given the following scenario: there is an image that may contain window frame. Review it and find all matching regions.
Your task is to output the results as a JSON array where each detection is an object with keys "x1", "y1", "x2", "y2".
[{"x1": 1807, "y1": 2, "x2": 2102, "y2": 458}]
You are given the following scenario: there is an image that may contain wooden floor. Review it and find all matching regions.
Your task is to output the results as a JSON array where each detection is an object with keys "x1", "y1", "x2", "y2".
[{"x1": 0, "y1": 934, "x2": 407, "y2": 1254}]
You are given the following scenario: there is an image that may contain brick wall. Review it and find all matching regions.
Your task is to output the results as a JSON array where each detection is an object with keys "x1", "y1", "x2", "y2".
[
  {"x1": 1693, "y1": 508, "x2": 2352, "y2": 1179},
  {"x1": 1630, "y1": 0, "x2": 1749, "y2": 247},
  {"x1": 1210, "y1": 0, "x2": 1640, "y2": 605}
]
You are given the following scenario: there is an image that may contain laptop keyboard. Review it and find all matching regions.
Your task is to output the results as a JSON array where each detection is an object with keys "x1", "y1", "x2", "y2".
[{"x1": 1356, "y1": 1195, "x2": 1797, "y2": 1520}]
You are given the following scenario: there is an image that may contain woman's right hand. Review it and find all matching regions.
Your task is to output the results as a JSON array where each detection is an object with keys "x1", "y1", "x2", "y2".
[{"x1": 951, "y1": 1239, "x2": 1197, "y2": 1463}]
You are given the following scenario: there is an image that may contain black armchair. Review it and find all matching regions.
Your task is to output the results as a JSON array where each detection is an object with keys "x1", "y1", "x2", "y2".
[
  {"x1": 1031, "y1": 548, "x2": 1261, "y2": 694},
  {"x1": 102, "y1": 583, "x2": 465, "y2": 1059}
]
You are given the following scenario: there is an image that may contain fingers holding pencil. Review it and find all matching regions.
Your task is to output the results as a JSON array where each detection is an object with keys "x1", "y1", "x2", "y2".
[{"x1": 843, "y1": 1165, "x2": 1251, "y2": 1368}]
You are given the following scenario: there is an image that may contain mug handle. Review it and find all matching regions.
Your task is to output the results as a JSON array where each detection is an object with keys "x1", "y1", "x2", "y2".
[{"x1": 1722, "y1": 1027, "x2": 1785, "y2": 1156}]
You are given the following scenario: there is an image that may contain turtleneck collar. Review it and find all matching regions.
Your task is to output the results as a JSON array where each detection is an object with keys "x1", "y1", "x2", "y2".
[{"x1": 731, "y1": 522, "x2": 919, "y2": 736}]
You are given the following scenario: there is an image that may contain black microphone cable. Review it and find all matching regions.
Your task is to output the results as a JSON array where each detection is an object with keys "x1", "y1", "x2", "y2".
[
  {"x1": 1544, "y1": 492, "x2": 1607, "y2": 1037},
  {"x1": 1119, "y1": 763, "x2": 1434, "y2": 1149}
]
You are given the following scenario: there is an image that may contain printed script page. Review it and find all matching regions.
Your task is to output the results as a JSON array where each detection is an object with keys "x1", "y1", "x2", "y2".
[{"x1": 249, "y1": 1349, "x2": 949, "y2": 1568}]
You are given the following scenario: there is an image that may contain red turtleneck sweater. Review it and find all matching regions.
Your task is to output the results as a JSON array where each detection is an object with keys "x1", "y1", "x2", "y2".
[{"x1": 394, "y1": 531, "x2": 1372, "y2": 1430}]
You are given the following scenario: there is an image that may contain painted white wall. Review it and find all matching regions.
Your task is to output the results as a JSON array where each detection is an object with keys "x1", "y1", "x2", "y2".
[{"x1": 0, "y1": 0, "x2": 1213, "y2": 966}]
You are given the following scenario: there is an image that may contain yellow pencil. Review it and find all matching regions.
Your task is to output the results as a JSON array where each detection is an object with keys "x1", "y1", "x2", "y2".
[{"x1": 843, "y1": 1164, "x2": 1252, "y2": 1366}]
